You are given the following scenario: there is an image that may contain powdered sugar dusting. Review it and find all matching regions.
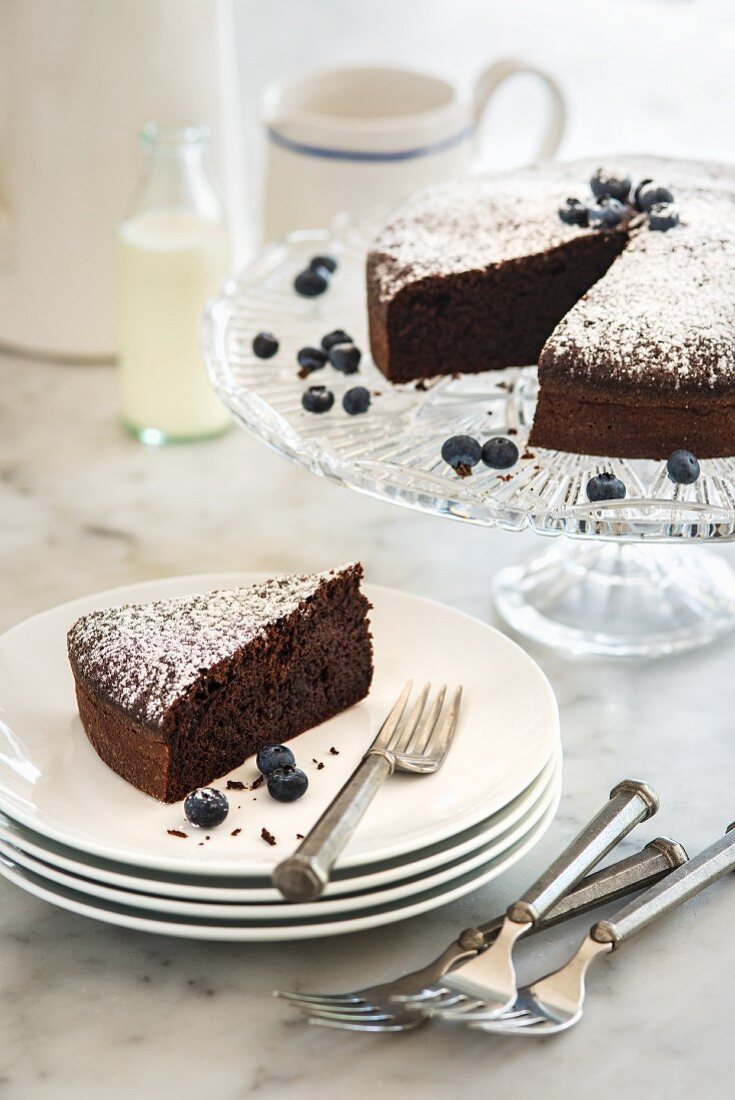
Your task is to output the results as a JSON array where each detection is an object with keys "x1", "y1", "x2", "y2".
[
  {"x1": 67, "y1": 568, "x2": 351, "y2": 729},
  {"x1": 370, "y1": 155, "x2": 735, "y2": 392}
]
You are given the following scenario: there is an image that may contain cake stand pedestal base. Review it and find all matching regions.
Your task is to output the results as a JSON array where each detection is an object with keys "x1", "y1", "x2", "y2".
[{"x1": 493, "y1": 541, "x2": 735, "y2": 659}]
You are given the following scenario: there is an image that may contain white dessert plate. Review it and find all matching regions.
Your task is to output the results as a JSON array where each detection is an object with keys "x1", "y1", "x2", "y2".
[
  {"x1": 0, "y1": 786, "x2": 560, "y2": 941},
  {"x1": 0, "y1": 573, "x2": 559, "y2": 876},
  {"x1": 0, "y1": 747, "x2": 559, "y2": 902},
  {"x1": 0, "y1": 761, "x2": 560, "y2": 919}
]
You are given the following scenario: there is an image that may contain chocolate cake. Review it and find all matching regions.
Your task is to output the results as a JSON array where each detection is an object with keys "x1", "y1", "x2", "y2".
[
  {"x1": 67, "y1": 564, "x2": 373, "y2": 802},
  {"x1": 367, "y1": 156, "x2": 735, "y2": 458}
]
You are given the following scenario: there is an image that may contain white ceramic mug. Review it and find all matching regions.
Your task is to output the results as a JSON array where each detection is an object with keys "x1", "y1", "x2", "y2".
[{"x1": 260, "y1": 61, "x2": 566, "y2": 241}]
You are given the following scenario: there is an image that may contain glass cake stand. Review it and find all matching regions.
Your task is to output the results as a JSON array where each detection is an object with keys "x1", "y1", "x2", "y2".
[{"x1": 201, "y1": 213, "x2": 735, "y2": 659}]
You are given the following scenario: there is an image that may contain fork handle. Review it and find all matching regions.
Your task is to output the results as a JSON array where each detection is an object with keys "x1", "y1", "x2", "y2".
[
  {"x1": 460, "y1": 837, "x2": 688, "y2": 948},
  {"x1": 272, "y1": 752, "x2": 392, "y2": 902},
  {"x1": 591, "y1": 827, "x2": 735, "y2": 947},
  {"x1": 507, "y1": 779, "x2": 659, "y2": 925}
]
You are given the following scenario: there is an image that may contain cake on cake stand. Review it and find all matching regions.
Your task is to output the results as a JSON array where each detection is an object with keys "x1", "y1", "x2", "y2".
[{"x1": 202, "y1": 217, "x2": 735, "y2": 659}]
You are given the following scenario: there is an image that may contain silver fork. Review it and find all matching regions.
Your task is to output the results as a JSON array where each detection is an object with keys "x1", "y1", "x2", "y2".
[
  {"x1": 273, "y1": 681, "x2": 461, "y2": 902},
  {"x1": 415, "y1": 779, "x2": 659, "y2": 1022},
  {"x1": 275, "y1": 837, "x2": 688, "y2": 1031},
  {"x1": 470, "y1": 823, "x2": 735, "y2": 1037}
]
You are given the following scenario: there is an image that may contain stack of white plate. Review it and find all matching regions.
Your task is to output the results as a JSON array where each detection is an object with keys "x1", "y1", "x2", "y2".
[{"x1": 0, "y1": 574, "x2": 562, "y2": 941}]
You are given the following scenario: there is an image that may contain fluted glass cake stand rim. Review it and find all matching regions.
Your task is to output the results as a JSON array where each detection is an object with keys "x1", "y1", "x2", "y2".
[{"x1": 201, "y1": 214, "x2": 735, "y2": 658}]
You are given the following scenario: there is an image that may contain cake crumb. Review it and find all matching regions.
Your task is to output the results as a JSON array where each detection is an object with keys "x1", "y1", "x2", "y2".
[
  {"x1": 415, "y1": 379, "x2": 427, "y2": 391},
  {"x1": 507, "y1": 427, "x2": 518, "y2": 435},
  {"x1": 167, "y1": 829, "x2": 187, "y2": 839},
  {"x1": 329, "y1": 747, "x2": 339, "y2": 756},
  {"x1": 454, "y1": 464, "x2": 472, "y2": 478},
  {"x1": 521, "y1": 450, "x2": 535, "y2": 460},
  {"x1": 317, "y1": 762, "x2": 325, "y2": 770},
  {"x1": 499, "y1": 474, "x2": 513, "y2": 482},
  {"x1": 296, "y1": 833, "x2": 304, "y2": 840},
  {"x1": 226, "y1": 780, "x2": 246, "y2": 790},
  {"x1": 231, "y1": 828, "x2": 241, "y2": 837},
  {"x1": 249, "y1": 775, "x2": 264, "y2": 791},
  {"x1": 261, "y1": 827, "x2": 277, "y2": 846}
]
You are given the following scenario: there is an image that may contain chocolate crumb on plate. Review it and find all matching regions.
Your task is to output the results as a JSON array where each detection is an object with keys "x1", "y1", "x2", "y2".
[
  {"x1": 231, "y1": 828, "x2": 241, "y2": 837},
  {"x1": 167, "y1": 829, "x2": 187, "y2": 839},
  {"x1": 249, "y1": 775, "x2": 264, "y2": 791},
  {"x1": 296, "y1": 833, "x2": 304, "y2": 840},
  {"x1": 261, "y1": 827, "x2": 277, "y2": 846},
  {"x1": 226, "y1": 780, "x2": 246, "y2": 790},
  {"x1": 317, "y1": 762, "x2": 325, "y2": 770},
  {"x1": 329, "y1": 747, "x2": 339, "y2": 755}
]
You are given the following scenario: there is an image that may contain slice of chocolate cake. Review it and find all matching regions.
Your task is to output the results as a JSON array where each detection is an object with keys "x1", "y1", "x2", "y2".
[{"x1": 67, "y1": 564, "x2": 373, "y2": 803}]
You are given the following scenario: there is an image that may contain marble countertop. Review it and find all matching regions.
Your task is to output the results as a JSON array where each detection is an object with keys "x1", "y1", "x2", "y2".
[{"x1": 3, "y1": 350, "x2": 735, "y2": 1099}]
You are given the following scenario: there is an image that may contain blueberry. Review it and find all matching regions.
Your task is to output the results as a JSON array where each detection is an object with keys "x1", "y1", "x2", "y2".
[
  {"x1": 328, "y1": 344, "x2": 361, "y2": 374},
  {"x1": 590, "y1": 169, "x2": 631, "y2": 202},
  {"x1": 441, "y1": 435, "x2": 482, "y2": 474},
  {"x1": 648, "y1": 202, "x2": 680, "y2": 232},
  {"x1": 256, "y1": 744, "x2": 296, "y2": 775},
  {"x1": 587, "y1": 197, "x2": 626, "y2": 230},
  {"x1": 301, "y1": 385, "x2": 334, "y2": 413},
  {"x1": 342, "y1": 386, "x2": 371, "y2": 415},
  {"x1": 558, "y1": 197, "x2": 588, "y2": 227},
  {"x1": 297, "y1": 346, "x2": 328, "y2": 373},
  {"x1": 267, "y1": 766, "x2": 309, "y2": 803},
  {"x1": 636, "y1": 181, "x2": 674, "y2": 212},
  {"x1": 481, "y1": 437, "x2": 519, "y2": 470},
  {"x1": 666, "y1": 449, "x2": 700, "y2": 484},
  {"x1": 321, "y1": 329, "x2": 353, "y2": 350},
  {"x1": 252, "y1": 332, "x2": 279, "y2": 359},
  {"x1": 309, "y1": 255, "x2": 337, "y2": 275},
  {"x1": 183, "y1": 787, "x2": 229, "y2": 829},
  {"x1": 294, "y1": 269, "x2": 328, "y2": 297},
  {"x1": 586, "y1": 472, "x2": 626, "y2": 502}
]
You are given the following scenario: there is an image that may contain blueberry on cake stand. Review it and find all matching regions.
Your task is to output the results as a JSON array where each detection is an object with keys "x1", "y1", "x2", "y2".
[{"x1": 202, "y1": 221, "x2": 735, "y2": 659}]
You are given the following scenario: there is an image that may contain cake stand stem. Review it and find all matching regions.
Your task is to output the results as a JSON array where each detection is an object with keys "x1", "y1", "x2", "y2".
[{"x1": 492, "y1": 540, "x2": 735, "y2": 659}]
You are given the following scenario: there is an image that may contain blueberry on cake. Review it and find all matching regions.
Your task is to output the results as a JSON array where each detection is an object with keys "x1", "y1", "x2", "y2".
[
  {"x1": 67, "y1": 564, "x2": 373, "y2": 802},
  {"x1": 367, "y1": 155, "x2": 735, "y2": 459}
]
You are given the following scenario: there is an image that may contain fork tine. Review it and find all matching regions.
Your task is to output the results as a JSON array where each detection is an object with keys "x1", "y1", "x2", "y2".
[
  {"x1": 370, "y1": 680, "x2": 413, "y2": 752},
  {"x1": 389, "y1": 682, "x2": 430, "y2": 753},
  {"x1": 309, "y1": 1016, "x2": 425, "y2": 1033},
  {"x1": 405, "y1": 685, "x2": 446, "y2": 754},
  {"x1": 296, "y1": 1004, "x2": 393, "y2": 1023},
  {"x1": 274, "y1": 990, "x2": 364, "y2": 1007},
  {"x1": 422, "y1": 685, "x2": 462, "y2": 763}
]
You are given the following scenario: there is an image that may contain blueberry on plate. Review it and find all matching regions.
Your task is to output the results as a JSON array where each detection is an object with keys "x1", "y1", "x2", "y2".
[
  {"x1": 343, "y1": 386, "x2": 371, "y2": 415},
  {"x1": 587, "y1": 197, "x2": 626, "y2": 230},
  {"x1": 267, "y1": 766, "x2": 309, "y2": 803},
  {"x1": 321, "y1": 329, "x2": 353, "y2": 350},
  {"x1": 590, "y1": 169, "x2": 632, "y2": 203},
  {"x1": 309, "y1": 254, "x2": 338, "y2": 275},
  {"x1": 481, "y1": 436, "x2": 519, "y2": 470},
  {"x1": 256, "y1": 744, "x2": 296, "y2": 775},
  {"x1": 666, "y1": 448, "x2": 700, "y2": 484},
  {"x1": 558, "y1": 197, "x2": 588, "y2": 227},
  {"x1": 252, "y1": 331, "x2": 279, "y2": 359},
  {"x1": 636, "y1": 181, "x2": 674, "y2": 212},
  {"x1": 297, "y1": 346, "x2": 328, "y2": 372},
  {"x1": 441, "y1": 435, "x2": 482, "y2": 474},
  {"x1": 328, "y1": 344, "x2": 362, "y2": 374},
  {"x1": 648, "y1": 202, "x2": 680, "y2": 232},
  {"x1": 294, "y1": 269, "x2": 329, "y2": 297},
  {"x1": 586, "y1": 472, "x2": 626, "y2": 502},
  {"x1": 183, "y1": 787, "x2": 229, "y2": 829},
  {"x1": 302, "y1": 385, "x2": 335, "y2": 413}
]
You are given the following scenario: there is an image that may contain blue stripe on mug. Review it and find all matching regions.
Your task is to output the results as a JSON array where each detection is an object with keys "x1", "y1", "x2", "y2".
[{"x1": 266, "y1": 126, "x2": 472, "y2": 163}]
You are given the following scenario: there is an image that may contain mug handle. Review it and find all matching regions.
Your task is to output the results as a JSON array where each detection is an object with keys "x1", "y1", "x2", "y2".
[{"x1": 472, "y1": 58, "x2": 566, "y2": 163}]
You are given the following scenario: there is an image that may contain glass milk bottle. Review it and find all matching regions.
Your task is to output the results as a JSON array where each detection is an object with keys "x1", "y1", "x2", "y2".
[{"x1": 118, "y1": 123, "x2": 231, "y2": 443}]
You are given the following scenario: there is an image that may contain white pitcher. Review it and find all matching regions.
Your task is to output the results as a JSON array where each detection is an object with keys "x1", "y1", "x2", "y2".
[{"x1": 260, "y1": 61, "x2": 566, "y2": 241}]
